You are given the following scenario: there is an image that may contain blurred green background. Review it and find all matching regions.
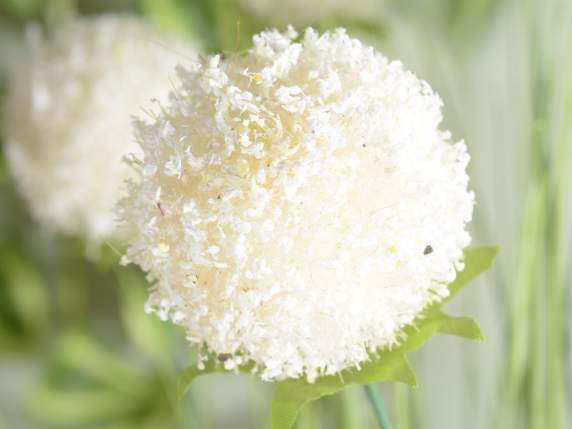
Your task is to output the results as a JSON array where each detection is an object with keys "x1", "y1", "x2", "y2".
[{"x1": 0, "y1": 0, "x2": 570, "y2": 428}]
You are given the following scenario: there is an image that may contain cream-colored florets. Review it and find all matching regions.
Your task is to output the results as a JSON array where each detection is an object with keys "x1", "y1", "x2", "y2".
[
  {"x1": 4, "y1": 16, "x2": 194, "y2": 241},
  {"x1": 121, "y1": 28, "x2": 474, "y2": 381}
]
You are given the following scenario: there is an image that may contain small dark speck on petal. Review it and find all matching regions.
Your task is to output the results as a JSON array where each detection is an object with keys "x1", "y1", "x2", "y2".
[{"x1": 423, "y1": 245, "x2": 433, "y2": 255}]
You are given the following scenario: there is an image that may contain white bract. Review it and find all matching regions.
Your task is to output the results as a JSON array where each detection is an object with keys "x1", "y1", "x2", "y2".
[
  {"x1": 4, "y1": 15, "x2": 194, "y2": 241},
  {"x1": 121, "y1": 28, "x2": 474, "y2": 382}
]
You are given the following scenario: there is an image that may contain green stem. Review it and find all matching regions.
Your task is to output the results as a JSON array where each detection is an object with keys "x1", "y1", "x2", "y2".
[{"x1": 365, "y1": 384, "x2": 392, "y2": 429}]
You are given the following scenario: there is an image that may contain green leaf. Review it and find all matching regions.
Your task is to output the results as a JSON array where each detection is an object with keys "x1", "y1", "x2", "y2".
[
  {"x1": 397, "y1": 246, "x2": 497, "y2": 353},
  {"x1": 398, "y1": 311, "x2": 484, "y2": 354},
  {"x1": 398, "y1": 314, "x2": 448, "y2": 354},
  {"x1": 272, "y1": 352, "x2": 414, "y2": 429},
  {"x1": 446, "y1": 246, "x2": 498, "y2": 301},
  {"x1": 436, "y1": 312, "x2": 484, "y2": 341},
  {"x1": 177, "y1": 363, "x2": 211, "y2": 399},
  {"x1": 178, "y1": 357, "x2": 255, "y2": 398}
]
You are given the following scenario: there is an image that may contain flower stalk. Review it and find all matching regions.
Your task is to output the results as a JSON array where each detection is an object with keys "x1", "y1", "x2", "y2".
[{"x1": 365, "y1": 384, "x2": 392, "y2": 429}]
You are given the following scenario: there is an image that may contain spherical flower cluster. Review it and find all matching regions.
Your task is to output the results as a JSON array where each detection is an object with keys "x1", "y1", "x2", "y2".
[
  {"x1": 4, "y1": 15, "x2": 194, "y2": 241},
  {"x1": 240, "y1": 0, "x2": 382, "y2": 26},
  {"x1": 120, "y1": 27, "x2": 474, "y2": 381}
]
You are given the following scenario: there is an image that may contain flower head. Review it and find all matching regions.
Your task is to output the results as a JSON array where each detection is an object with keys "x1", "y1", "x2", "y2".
[
  {"x1": 120, "y1": 28, "x2": 474, "y2": 381},
  {"x1": 4, "y1": 15, "x2": 194, "y2": 241}
]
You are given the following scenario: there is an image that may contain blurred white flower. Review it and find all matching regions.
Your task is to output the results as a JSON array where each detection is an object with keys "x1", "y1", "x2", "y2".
[
  {"x1": 4, "y1": 15, "x2": 195, "y2": 242},
  {"x1": 120, "y1": 27, "x2": 474, "y2": 381},
  {"x1": 239, "y1": 0, "x2": 383, "y2": 26}
]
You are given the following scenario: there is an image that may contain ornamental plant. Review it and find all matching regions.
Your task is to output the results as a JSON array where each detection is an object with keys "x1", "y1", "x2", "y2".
[
  {"x1": 119, "y1": 27, "x2": 497, "y2": 428},
  {"x1": 3, "y1": 15, "x2": 194, "y2": 242}
]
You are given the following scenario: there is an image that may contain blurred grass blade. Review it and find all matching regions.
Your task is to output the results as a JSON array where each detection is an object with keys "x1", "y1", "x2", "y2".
[
  {"x1": 137, "y1": 0, "x2": 194, "y2": 39},
  {"x1": 116, "y1": 268, "x2": 171, "y2": 368},
  {"x1": 57, "y1": 332, "x2": 144, "y2": 393},
  {"x1": 1, "y1": 0, "x2": 41, "y2": 20},
  {"x1": 0, "y1": 250, "x2": 49, "y2": 343},
  {"x1": 29, "y1": 385, "x2": 140, "y2": 426},
  {"x1": 325, "y1": 16, "x2": 387, "y2": 39}
]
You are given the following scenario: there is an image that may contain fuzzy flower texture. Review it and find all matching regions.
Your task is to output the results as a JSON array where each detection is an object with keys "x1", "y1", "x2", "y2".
[
  {"x1": 4, "y1": 16, "x2": 193, "y2": 241},
  {"x1": 121, "y1": 28, "x2": 474, "y2": 382}
]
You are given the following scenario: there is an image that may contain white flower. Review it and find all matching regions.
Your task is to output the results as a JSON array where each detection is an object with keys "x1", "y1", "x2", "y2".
[
  {"x1": 239, "y1": 0, "x2": 383, "y2": 26},
  {"x1": 120, "y1": 28, "x2": 474, "y2": 382},
  {"x1": 3, "y1": 15, "x2": 195, "y2": 241}
]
